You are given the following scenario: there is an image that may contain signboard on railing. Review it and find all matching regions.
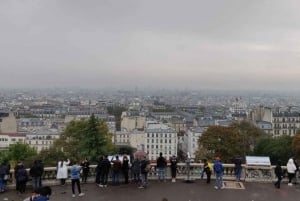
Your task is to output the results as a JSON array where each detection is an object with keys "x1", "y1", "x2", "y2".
[{"x1": 246, "y1": 156, "x2": 271, "y2": 166}]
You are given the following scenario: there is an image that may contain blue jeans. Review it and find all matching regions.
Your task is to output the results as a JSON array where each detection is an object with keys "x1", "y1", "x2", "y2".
[
  {"x1": 235, "y1": 168, "x2": 242, "y2": 181},
  {"x1": 112, "y1": 171, "x2": 120, "y2": 185},
  {"x1": 157, "y1": 168, "x2": 166, "y2": 180},
  {"x1": 215, "y1": 173, "x2": 223, "y2": 189},
  {"x1": 32, "y1": 176, "x2": 41, "y2": 190},
  {"x1": 0, "y1": 176, "x2": 5, "y2": 192}
]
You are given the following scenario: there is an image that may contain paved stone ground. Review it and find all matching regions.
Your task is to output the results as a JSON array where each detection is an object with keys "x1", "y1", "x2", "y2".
[{"x1": 2, "y1": 180, "x2": 300, "y2": 201}]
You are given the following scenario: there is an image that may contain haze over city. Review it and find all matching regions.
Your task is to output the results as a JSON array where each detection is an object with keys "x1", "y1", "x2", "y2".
[{"x1": 1, "y1": 0, "x2": 300, "y2": 91}]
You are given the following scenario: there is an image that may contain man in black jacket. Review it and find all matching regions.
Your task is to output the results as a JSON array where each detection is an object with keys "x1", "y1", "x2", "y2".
[
  {"x1": 30, "y1": 160, "x2": 44, "y2": 190},
  {"x1": 156, "y1": 152, "x2": 167, "y2": 182},
  {"x1": 99, "y1": 155, "x2": 111, "y2": 187}
]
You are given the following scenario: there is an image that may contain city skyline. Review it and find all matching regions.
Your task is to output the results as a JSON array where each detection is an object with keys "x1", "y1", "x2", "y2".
[{"x1": 1, "y1": 0, "x2": 300, "y2": 91}]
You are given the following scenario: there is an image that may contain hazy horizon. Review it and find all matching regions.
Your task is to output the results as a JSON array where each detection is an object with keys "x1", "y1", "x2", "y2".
[{"x1": 1, "y1": 0, "x2": 300, "y2": 91}]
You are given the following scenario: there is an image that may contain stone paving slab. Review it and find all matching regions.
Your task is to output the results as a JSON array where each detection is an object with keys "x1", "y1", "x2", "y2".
[{"x1": 2, "y1": 180, "x2": 300, "y2": 201}]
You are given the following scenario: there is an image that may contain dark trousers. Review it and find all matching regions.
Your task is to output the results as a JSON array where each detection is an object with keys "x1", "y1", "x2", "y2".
[
  {"x1": 60, "y1": 179, "x2": 66, "y2": 185},
  {"x1": 72, "y1": 179, "x2": 81, "y2": 194},
  {"x1": 95, "y1": 171, "x2": 101, "y2": 184},
  {"x1": 288, "y1": 173, "x2": 295, "y2": 183},
  {"x1": 171, "y1": 167, "x2": 177, "y2": 178},
  {"x1": 18, "y1": 181, "x2": 26, "y2": 193},
  {"x1": 82, "y1": 170, "x2": 89, "y2": 183},
  {"x1": 206, "y1": 172, "x2": 211, "y2": 184},
  {"x1": 123, "y1": 170, "x2": 129, "y2": 184},
  {"x1": 100, "y1": 172, "x2": 108, "y2": 185},
  {"x1": 275, "y1": 176, "x2": 282, "y2": 188}
]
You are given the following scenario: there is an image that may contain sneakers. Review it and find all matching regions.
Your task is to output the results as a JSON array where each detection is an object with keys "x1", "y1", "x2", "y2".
[
  {"x1": 172, "y1": 178, "x2": 176, "y2": 183},
  {"x1": 99, "y1": 184, "x2": 104, "y2": 187},
  {"x1": 214, "y1": 186, "x2": 219, "y2": 189},
  {"x1": 72, "y1": 194, "x2": 75, "y2": 197},
  {"x1": 221, "y1": 186, "x2": 225, "y2": 189},
  {"x1": 138, "y1": 186, "x2": 145, "y2": 189},
  {"x1": 288, "y1": 183, "x2": 293, "y2": 186},
  {"x1": 79, "y1": 193, "x2": 85, "y2": 197}
]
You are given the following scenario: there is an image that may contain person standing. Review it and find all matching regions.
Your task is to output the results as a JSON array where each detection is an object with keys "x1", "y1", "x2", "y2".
[
  {"x1": 274, "y1": 160, "x2": 283, "y2": 189},
  {"x1": 30, "y1": 160, "x2": 44, "y2": 190},
  {"x1": 292, "y1": 157, "x2": 299, "y2": 184},
  {"x1": 122, "y1": 156, "x2": 130, "y2": 184},
  {"x1": 234, "y1": 157, "x2": 242, "y2": 182},
  {"x1": 15, "y1": 162, "x2": 28, "y2": 194},
  {"x1": 81, "y1": 158, "x2": 90, "y2": 183},
  {"x1": 1, "y1": 160, "x2": 10, "y2": 193},
  {"x1": 56, "y1": 159, "x2": 70, "y2": 186},
  {"x1": 156, "y1": 152, "x2": 167, "y2": 182},
  {"x1": 213, "y1": 156, "x2": 224, "y2": 190},
  {"x1": 99, "y1": 155, "x2": 111, "y2": 187},
  {"x1": 170, "y1": 155, "x2": 177, "y2": 182},
  {"x1": 203, "y1": 160, "x2": 212, "y2": 184},
  {"x1": 286, "y1": 157, "x2": 297, "y2": 186},
  {"x1": 111, "y1": 155, "x2": 122, "y2": 186},
  {"x1": 139, "y1": 156, "x2": 149, "y2": 189},
  {"x1": 70, "y1": 161, "x2": 84, "y2": 197},
  {"x1": 95, "y1": 156, "x2": 103, "y2": 185},
  {"x1": 132, "y1": 157, "x2": 141, "y2": 184}
]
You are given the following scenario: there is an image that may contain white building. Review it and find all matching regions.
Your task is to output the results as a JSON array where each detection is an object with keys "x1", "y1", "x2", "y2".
[
  {"x1": 0, "y1": 133, "x2": 26, "y2": 151},
  {"x1": 144, "y1": 123, "x2": 177, "y2": 161},
  {"x1": 26, "y1": 129, "x2": 60, "y2": 152},
  {"x1": 184, "y1": 127, "x2": 204, "y2": 159}
]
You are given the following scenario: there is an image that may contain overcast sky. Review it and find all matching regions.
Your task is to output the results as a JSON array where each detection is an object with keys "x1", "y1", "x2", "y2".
[{"x1": 1, "y1": 0, "x2": 300, "y2": 91}]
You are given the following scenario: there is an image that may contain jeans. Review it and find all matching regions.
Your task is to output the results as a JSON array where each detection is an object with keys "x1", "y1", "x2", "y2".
[
  {"x1": 112, "y1": 171, "x2": 120, "y2": 185},
  {"x1": 32, "y1": 176, "x2": 41, "y2": 190},
  {"x1": 215, "y1": 173, "x2": 223, "y2": 189},
  {"x1": 140, "y1": 173, "x2": 148, "y2": 187},
  {"x1": 0, "y1": 176, "x2": 5, "y2": 192},
  {"x1": 157, "y1": 168, "x2": 166, "y2": 180},
  {"x1": 235, "y1": 168, "x2": 242, "y2": 181}
]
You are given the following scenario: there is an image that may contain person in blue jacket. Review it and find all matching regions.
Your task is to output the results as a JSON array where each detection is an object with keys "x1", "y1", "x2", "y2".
[
  {"x1": 213, "y1": 156, "x2": 224, "y2": 190},
  {"x1": 70, "y1": 161, "x2": 85, "y2": 197}
]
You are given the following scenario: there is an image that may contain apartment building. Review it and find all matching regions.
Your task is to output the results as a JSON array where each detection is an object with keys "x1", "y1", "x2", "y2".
[
  {"x1": 144, "y1": 123, "x2": 177, "y2": 161},
  {"x1": 0, "y1": 133, "x2": 26, "y2": 151},
  {"x1": 184, "y1": 127, "x2": 203, "y2": 159},
  {"x1": 26, "y1": 129, "x2": 60, "y2": 152}
]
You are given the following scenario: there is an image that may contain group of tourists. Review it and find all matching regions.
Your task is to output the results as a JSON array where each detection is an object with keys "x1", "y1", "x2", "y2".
[{"x1": 1, "y1": 153, "x2": 299, "y2": 200}]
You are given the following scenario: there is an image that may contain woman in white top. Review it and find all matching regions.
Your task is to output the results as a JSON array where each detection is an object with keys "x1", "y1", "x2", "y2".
[
  {"x1": 57, "y1": 159, "x2": 70, "y2": 186},
  {"x1": 286, "y1": 158, "x2": 297, "y2": 186}
]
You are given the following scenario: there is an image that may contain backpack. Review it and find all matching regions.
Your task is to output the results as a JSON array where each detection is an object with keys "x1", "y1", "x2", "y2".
[{"x1": 214, "y1": 162, "x2": 223, "y2": 174}]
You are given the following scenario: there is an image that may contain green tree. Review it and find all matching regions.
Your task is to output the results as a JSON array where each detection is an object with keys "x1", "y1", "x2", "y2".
[
  {"x1": 53, "y1": 115, "x2": 114, "y2": 163},
  {"x1": 81, "y1": 114, "x2": 114, "y2": 162},
  {"x1": 196, "y1": 126, "x2": 242, "y2": 162},
  {"x1": 292, "y1": 133, "x2": 300, "y2": 160},
  {"x1": 254, "y1": 135, "x2": 293, "y2": 164},
  {"x1": 231, "y1": 120, "x2": 267, "y2": 155},
  {"x1": 5, "y1": 143, "x2": 37, "y2": 167},
  {"x1": 37, "y1": 147, "x2": 66, "y2": 166}
]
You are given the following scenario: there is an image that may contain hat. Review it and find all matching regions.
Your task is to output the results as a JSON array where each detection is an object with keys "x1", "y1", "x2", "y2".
[{"x1": 215, "y1": 156, "x2": 221, "y2": 161}]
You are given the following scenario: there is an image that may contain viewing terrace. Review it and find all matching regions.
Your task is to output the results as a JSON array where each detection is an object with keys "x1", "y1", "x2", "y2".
[{"x1": 3, "y1": 163, "x2": 300, "y2": 201}]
